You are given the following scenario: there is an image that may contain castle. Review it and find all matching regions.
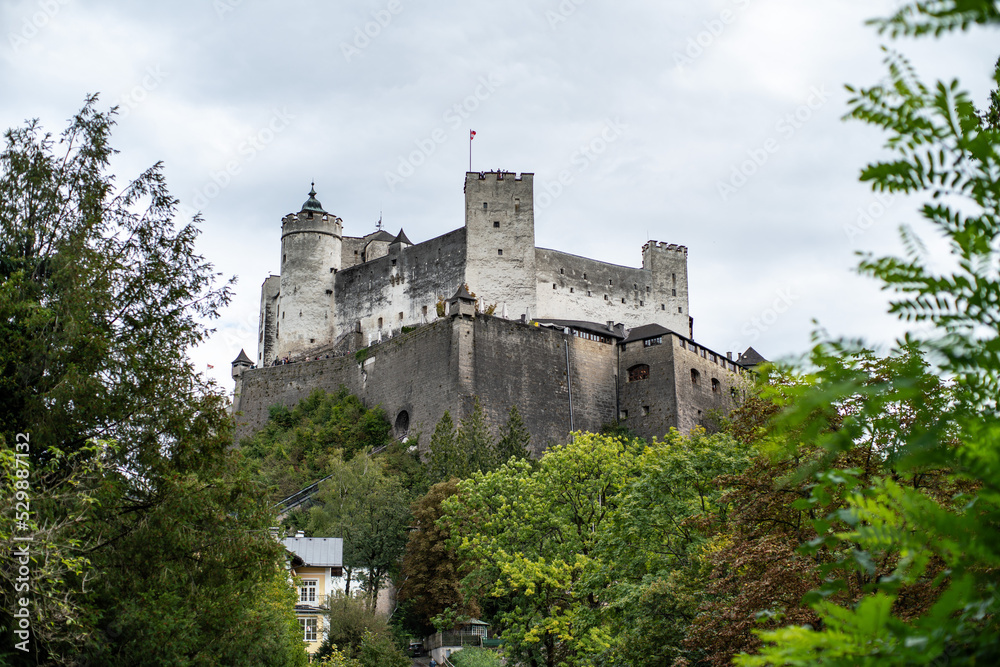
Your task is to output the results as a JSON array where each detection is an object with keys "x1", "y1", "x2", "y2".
[{"x1": 232, "y1": 171, "x2": 760, "y2": 449}]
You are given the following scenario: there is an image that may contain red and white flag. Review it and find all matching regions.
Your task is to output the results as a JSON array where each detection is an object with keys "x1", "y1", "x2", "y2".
[{"x1": 470, "y1": 130, "x2": 476, "y2": 140}]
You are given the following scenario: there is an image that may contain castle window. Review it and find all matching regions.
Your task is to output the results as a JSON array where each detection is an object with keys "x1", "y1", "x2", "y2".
[
  {"x1": 620, "y1": 410, "x2": 629, "y2": 420},
  {"x1": 283, "y1": 254, "x2": 286, "y2": 263},
  {"x1": 560, "y1": 268, "x2": 564, "y2": 274},
  {"x1": 644, "y1": 337, "x2": 662, "y2": 347},
  {"x1": 514, "y1": 198, "x2": 520, "y2": 213},
  {"x1": 633, "y1": 283, "x2": 637, "y2": 290},
  {"x1": 398, "y1": 312, "x2": 404, "y2": 320},
  {"x1": 355, "y1": 250, "x2": 359, "y2": 255},
  {"x1": 483, "y1": 202, "x2": 488, "y2": 210},
  {"x1": 672, "y1": 288, "x2": 677, "y2": 296},
  {"x1": 307, "y1": 211, "x2": 313, "y2": 219},
  {"x1": 672, "y1": 273, "x2": 677, "y2": 284},
  {"x1": 310, "y1": 338, "x2": 315, "y2": 344},
  {"x1": 628, "y1": 364, "x2": 649, "y2": 382},
  {"x1": 691, "y1": 368, "x2": 700, "y2": 384},
  {"x1": 712, "y1": 378, "x2": 720, "y2": 393},
  {"x1": 604, "y1": 295, "x2": 608, "y2": 301},
  {"x1": 646, "y1": 286, "x2": 651, "y2": 293},
  {"x1": 498, "y1": 249, "x2": 503, "y2": 256},
  {"x1": 570, "y1": 287, "x2": 574, "y2": 293},
  {"x1": 609, "y1": 279, "x2": 613, "y2": 285},
  {"x1": 326, "y1": 289, "x2": 333, "y2": 295},
  {"x1": 642, "y1": 405, "x2": 650, "y2": 416},
  {"x1": 588, "y1": 291, "x2": 593, "y2": 296},
  {"x1": 378, "y1": 317, "x2": 383, "y2": 328},
  {"x1": 493, "y1": 221, "x2": 500, "y2": 228},
  {"x1": 391, "y1": 259, "x2": 396, "y2": 266},
  {"x1": 640, "y1": 300, "x2": 644, "y2": 306},
  {"x1": 553, "y1": 284, "x2": 557, "y2": 289},
  {"x1": 282, "y1": 311, "x2": 285, "y2": 319},
  {"x1": 661, "y1": 304, "x2": 666, "y2": 310},
  {"x1": 678, "y1": 307, "x2": 683, "y2": 313},
  {"x1": 622, "y1": 298, "x2": 626, "y2": 304},
  {"x1": 583, "y1": 273, "x2": 587, "y2": 279}
]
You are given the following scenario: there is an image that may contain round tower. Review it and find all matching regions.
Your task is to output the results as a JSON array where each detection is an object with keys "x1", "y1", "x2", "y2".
[{"x1": 275, "y1": 184, "x2": 342, "y2": 360}]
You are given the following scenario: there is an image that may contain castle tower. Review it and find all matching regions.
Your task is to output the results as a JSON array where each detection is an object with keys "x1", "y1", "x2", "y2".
[
  {"x1": 274, "y1": 184, "x2": 343, "y2": 360},
  {"x1": 463, "y1": 171, "x2": 537, "y2": 319},
  {"x1": 641, "y1": 241, "x2": 691, "y2": 336}
]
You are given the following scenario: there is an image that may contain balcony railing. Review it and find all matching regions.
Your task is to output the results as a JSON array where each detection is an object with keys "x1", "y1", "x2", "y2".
[{"x1": 424, "y1": 632, "x2": 485, "y2": 651}]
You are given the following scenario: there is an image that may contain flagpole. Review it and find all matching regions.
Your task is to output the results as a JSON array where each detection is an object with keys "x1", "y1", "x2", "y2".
[{"x1": 469, "y1": 129, "x2": 472, "y2": 172}]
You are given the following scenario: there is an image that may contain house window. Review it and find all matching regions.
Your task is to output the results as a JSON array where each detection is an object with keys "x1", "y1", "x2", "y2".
[
  {"x1": 299, "y1": 580, "x2": 317, "y2": 603},
  {"x1": 691, "y1": 369, "x2": 700, "y2": 384},
  {"x1": 300, "y1": 618, "x2": 317, "y2": 642},
  {"x1": 628, "y1": 364, "x2": 650, "y2": 382},
  {"x1": 494, "y1": 221, "x2": 500, "y2": 228},
  {"x1": 644, "y1": 337, "x2": 662, "y2": 347},
  {"x1": 712, "y1": 378, "x2": 720, "y2": 393}
]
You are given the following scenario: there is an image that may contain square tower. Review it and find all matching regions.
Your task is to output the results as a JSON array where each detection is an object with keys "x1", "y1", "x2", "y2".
[{"x1": 463, "y1": 171, "x2": 537, "y2": 319}]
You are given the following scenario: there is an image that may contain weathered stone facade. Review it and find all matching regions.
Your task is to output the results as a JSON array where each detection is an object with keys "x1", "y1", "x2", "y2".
[{"x1": 234, "y1": 169, "x2": 757, "y2": 447}]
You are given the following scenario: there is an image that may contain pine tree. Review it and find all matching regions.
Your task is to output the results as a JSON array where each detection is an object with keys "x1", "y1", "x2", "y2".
[
  {"x1": 458, "y1": 398, "x2": 496, "y2": 475},
  {"x1": 496, "y1": 404, "x2": 532, "y2": 463},
  {"x1": 427, "y1": 411, "x2": 460, "y2": 484}
]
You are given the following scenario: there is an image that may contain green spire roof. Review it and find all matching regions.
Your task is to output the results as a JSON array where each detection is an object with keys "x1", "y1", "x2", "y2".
[{"x1": 300, "y1": 182, "x2": 327, "y2": 214}]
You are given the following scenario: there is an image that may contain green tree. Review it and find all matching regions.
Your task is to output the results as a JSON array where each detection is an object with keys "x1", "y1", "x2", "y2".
[
  {"x1": 427, "y1": 410, "x2": 460, "y2": 484},
  {"x1": 457, "y1": 398, "x2": 496, "y2": 475},
  {"x1": 738, "y1": 4, "x2": 1000, "y2": 664},
  {"x1": 307, "y1": 456, "x2": 412, "y2": 610},
  {"x1": 0, "y1": 99, "x2": 305, "y2": 665},
  {"x1": 496, "y1": 404, "x2": 532, "y2": 463},
  {"x1": 399, "y1": 479, "x2": 478, "y2": 637}
]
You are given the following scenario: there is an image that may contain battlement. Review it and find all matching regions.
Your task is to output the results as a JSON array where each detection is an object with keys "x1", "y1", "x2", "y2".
[
  {"x1": 642, "y1": 240, "x2": 687, "y2": 254},
  {"x1": 464, "y1": 171, "x2": 534, "y2": 192}
]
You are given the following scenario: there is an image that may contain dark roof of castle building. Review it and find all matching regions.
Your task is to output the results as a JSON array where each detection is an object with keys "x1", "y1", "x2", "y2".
[
  {"x1": 391, "y1": 228, "x2": 412, "y2": 245},
  {"x1": 232, "y1": 348, "x2": 253, "y2": 365},
  {"x1": 738, "y1": 347, "x2": 768, "y2": 367},
  {"x1": 365, "y1": 230, "x2": 395, "y2": 243},
  {"x1": 300, "y1": 183, "x2": 327, "y2": 214},
  {"x1": 451, "y1": 284, "x2": 475, "y2": 301},
  {"x1": 621, "y1": 323, "x2": 673, "y2": 345},
  {"x1": 534, "y1": 318, "x2": 626, "y2": 340}
]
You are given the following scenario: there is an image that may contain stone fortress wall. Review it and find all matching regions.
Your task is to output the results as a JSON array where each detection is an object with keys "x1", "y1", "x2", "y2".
[{"x1": 234, "y1": 168, "x2": 758, "y2": 448}]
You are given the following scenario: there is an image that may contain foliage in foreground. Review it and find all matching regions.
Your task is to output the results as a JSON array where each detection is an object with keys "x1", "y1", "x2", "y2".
[
  {"x1": 736, "y1": 3, "x2": 1000, "y2": 664},
  {"x1": 0, "y1": 99, "x2": 305, "y2": 665}
]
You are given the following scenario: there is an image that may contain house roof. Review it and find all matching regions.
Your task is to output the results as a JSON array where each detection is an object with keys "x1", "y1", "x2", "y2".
[
  {"x1": 738, "y1": 346, "x2": 768, "y2": 368},
  {"x1": 533, "y1": 318, "x2": 626, "y2": 340},
  {"x1": 281, "y1": 536, "x2": 343, "y2": 567},
  {"x1": 621, "y1": 323, "x2": 674, "y2": 345}
]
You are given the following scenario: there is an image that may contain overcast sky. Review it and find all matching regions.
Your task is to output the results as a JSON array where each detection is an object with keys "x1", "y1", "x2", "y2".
[{"x1": 2, "y1": 0, "x2": 997, "y2": 392}]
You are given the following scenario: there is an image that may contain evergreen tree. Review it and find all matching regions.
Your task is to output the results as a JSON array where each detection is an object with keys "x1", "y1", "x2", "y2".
[
  {"x1": 457, "y1": 398, "x2": 496, "y2": 475},
  {"x1": 427, "y1": 410, "x2": 460, "y2": 484},
  {"x1": 496, "y1": 404, "x2": 532, "y2": 463}
]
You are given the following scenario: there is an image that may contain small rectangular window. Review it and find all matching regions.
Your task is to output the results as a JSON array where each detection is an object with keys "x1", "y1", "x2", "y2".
[
  {"x1": 498, "y1": 249, "x2": 503, "y2": 256},
  {"x1": 494, "y1": 221, "x2": 500, "y2": 228},
  {"x1": 622, "y1": 298, "x2": 626, "y2": 304},
  {"x1": 391, "y1": 259, "x2": 397, "y2": 266},
  {"x1": 560, "y1": 268, "x2": 564, "y2": 274},
  {"x1": 553, "y1": 283, "x2": 557, "y2": 289},
  {"x1": 483, "y1": 202, "x2": 488, "y2": 210},
  {"x1": 570, "y1": 287, "x2": 574, "y2": 293},
  {"x1": 678, "y1": 307, "x2": 683, "y2": 313},
  {"x1": 642, "y1": 406, "x2": 650, "y2": 416},
  {"x1": 672, "y1": 288, "x2": 677, "y2": 296}
]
